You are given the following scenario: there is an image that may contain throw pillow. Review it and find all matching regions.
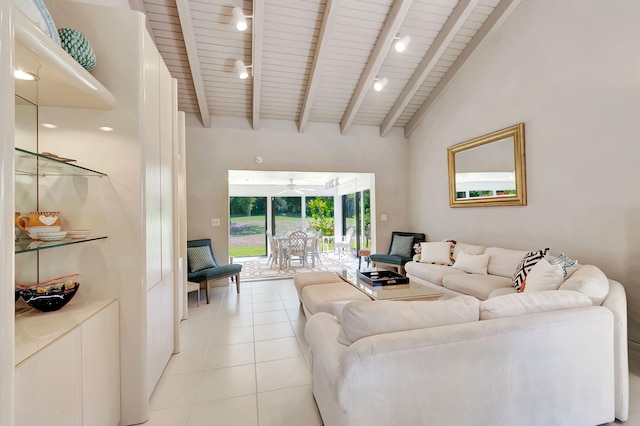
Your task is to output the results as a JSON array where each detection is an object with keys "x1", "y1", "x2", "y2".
[
  {"x1": 420, "y1": 241, "x2": 455, "y2": 265},
  {"x1": 330, "y1": 300, "x2": 352, "y2": 323},
  {"x1": 549, "y1": 253, "x2": 578, "y2": 277},
  {"x1": 559, "y1": 265, "x2": 609, "y2": 305},
  {"x1": 451, "y1": 251, "x2": 490, "y2": 275},
  {"x1": 521, "y1": 259, "x2": 564, "y2": 292},
  {"x1": 337, "y1": 295, "x2": 480, "y2": 345},
  {"x1": 388, "y1": 235, "x2": 414, "y2": 258},
  {"x1": 512, "y1": 248, "x2": 549, "y2": 292},
  {"x1": 479, "y1": 290, "x2": 592, "y2": 320},
  {"x1": 187, "y1": 246, "x2": 216, "y2": 272}
]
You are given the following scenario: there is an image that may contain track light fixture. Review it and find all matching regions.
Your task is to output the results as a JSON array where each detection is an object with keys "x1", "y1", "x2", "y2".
[
  {"x1": 235, "y1": 60, "x2": 253, "y2": 79},
  {"x1": 231, "y1": 6, "x2": 252, "y2": 32},
  {"x1": 373, "y1": 77, "x2": 388, "y2": 92},
  {"x1": 393, "y1": 34, "x2": 412, "y2": 53}
]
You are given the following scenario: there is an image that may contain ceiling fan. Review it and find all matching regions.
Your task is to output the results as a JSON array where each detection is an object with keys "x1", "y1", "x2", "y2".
[{"x1": 276, "y1": 178, "x2": 316, "y2": 196}]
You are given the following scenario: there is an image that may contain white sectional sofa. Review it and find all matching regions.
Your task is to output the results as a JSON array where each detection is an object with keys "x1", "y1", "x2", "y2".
[{"x1": 301, "y1": 242, "x2": 629, "y2": 425}]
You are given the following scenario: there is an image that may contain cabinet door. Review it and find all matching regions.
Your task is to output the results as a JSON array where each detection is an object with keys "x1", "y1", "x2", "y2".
[
  {"x1": 81, "y1": 302, "x2": 120, "y2": 426},
  {"x1": 15, "y1": 330, "x2": 82, "y2": 426}
]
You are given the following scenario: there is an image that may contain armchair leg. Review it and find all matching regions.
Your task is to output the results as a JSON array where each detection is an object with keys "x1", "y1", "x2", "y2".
[
  {"x1": 235, "y1": 274, "x2": 240, "y2": 294},
  {"x1": 202, "y1": 280, "x2": 210, "y2": 304}
]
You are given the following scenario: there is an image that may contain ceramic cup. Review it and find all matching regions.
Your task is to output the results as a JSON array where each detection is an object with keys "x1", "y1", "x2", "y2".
[{"x1": 16, "y1": 211, "x2": 62, "y2": 237}]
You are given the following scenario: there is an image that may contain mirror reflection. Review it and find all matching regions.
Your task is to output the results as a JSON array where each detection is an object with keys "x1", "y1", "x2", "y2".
[{"x1": 448, "y1": 123, "x2": 526, "y2": 207}]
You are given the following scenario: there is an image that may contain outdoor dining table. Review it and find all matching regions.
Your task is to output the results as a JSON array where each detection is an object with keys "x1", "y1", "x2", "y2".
[{"x1": 275, "y1": 231, "x2": 321, "y2": 269}]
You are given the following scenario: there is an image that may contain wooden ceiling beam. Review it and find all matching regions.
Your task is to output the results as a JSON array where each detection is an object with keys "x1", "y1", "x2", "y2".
[
  {"x1": 175, "y1": 0, "x2": 211, "y2": 128},
  {"x1": 298, "y1": 0, "x2": 340, "y2": 133},
  {"x1": 340, "y1": 0, "x2": 413, "y2": 135},
  {"x1": 380, "y1": 0, "x2": 479, "y2": 137},
  {"x1": 251, "y1": 0, "x2": 264, "y2": 130},
  {"x1": 404, "y1": 0, "x2": 523, "y2": 138}
]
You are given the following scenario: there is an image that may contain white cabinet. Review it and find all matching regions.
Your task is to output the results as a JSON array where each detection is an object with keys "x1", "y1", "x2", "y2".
[
  {"x1": 15, "y1": 330, "x2": 83, "y2": 426},
  {"x1": 81, "y1": 302, "x2": 120, "y2": 426},
  {"x1": 14, "y1": 301, "x2": 119, "y2": 426}
]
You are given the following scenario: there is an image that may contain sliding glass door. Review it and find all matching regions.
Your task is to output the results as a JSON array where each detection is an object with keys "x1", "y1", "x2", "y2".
[
  {"x1": 271, "y1": 196, "x2": 302, "y2": 235},
  {"x1": 341, "y1": 189, "x2": 371, "y2": 252},
  {"x1": 229, "y1": 197, "x2": 267, "y2": 257}
]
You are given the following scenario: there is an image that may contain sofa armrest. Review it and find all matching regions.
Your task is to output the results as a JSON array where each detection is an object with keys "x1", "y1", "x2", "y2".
[
  {"x1": 305, "y1": 312, "x2": 346, "y2": 385},
  {"x1": 602, "y1": 280, "x2": 629, "y2": 421}
]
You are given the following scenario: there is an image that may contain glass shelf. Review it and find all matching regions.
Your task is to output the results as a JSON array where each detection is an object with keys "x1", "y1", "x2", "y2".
[
  {"x1": 15, "y1": 236, "x2": 107, "y2": 254},
  {"x1": 15, "y1": 148, "x2": 107, "y2": 177}
]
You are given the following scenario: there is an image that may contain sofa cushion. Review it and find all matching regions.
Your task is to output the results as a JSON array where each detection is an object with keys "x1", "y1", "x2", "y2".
[
  {"x1": 513, "y1": 248, "x2": 550, "y2": 292},
  {"x1": 337, "y1": 295, "x2": 480, "y2": 345},
  {"x1": 488, "y1": 287, "x2": 517, "y2": 298},
  {"x1": 521, "y1": 258, "x2": 564, "y2": 292},
  {"x1": 479, "y1": 290, "x2": 593, "y2": 320},
  {"x1": 294, "y1": 271, "x2": 342, "y2": 298},
  {"x1": 405, "y1": 262, "x2": 465, "y2": 285},
  {"x1": 442, "y1": 273, "x2": 513, "y2": 301},
  {"x1": 452, "y1": 242, "x2": 486, "y2": 260},
  {"x1": 559, "y1": 265, "x2": 610, "y2": 305},
  {"x1": 485, "y1": 247, "x2": 529, "y2": 278},
  {"x1": 419, "y1": 241, "x2": 454, "y2": 265},
  {"x1": 452, "y1": 251, "x2": 490, "y2": 275},
  {"x1": 301, "y1": 282, "x2": 371, "y2": 316},
  {"x1": 187, "y1": 246, "x2": 215, "y2": 272},
  {"x1": 389, "y1": 234, "x2": 415, "y2": 258}
]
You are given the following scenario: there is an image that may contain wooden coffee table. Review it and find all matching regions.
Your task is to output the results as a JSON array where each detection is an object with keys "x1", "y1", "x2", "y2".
[{"x1": 337, "y1": 269, "x2": 442, "y2": 301}]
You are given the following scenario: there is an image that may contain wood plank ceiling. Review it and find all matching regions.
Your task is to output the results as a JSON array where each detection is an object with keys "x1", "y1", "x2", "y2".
[{"x1": 133, "y1": 0, "x2": 520, "y2": 137}]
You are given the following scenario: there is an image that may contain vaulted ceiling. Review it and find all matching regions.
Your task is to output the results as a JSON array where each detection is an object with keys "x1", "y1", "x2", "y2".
[{"x1": 131, "y1": 0, "x2": 520, "y2": 137}]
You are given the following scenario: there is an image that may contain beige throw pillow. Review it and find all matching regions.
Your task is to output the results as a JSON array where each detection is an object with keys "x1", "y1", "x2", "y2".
[
  {"x1": 452, "y1": 251, "x2": 490, "y2": 275},
  {"x1": 337, "y1": 295, "x2": 479, "y2": 345},
  {"x1": 522, "y1": 259, "x2": 564, "y2": 292},
  {"x1": 420, "y1": 241, "x2": 454, "y2": 265},
  {"x1": 559, "y1": 265, "x2": 610, "y2": 305}
]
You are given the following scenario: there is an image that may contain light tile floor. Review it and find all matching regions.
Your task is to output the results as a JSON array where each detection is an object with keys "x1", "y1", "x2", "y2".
[
  {"x1": 146, "y1": 278, "x2": 323, "y2": 426},
  {"x1": 147, "y1": 277, "x2": 640, "y2": 426}
]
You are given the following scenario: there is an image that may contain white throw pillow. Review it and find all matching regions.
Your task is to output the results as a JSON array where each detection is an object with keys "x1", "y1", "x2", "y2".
[
  {"x1": 479, "y1": 290, "x2": 592, "y2": 320},
  {"x1": 451, "y1": 251, "x2": 489, "y2": 275},
  {"x1": 337, "y1": 295, "x2": 479, "y2": 345},
  {"x1": 420, "y1": 241, "x2": 454, "y2": 265},
  {"x1": 522, "y1": 259, "x2": 564, "y2": 292},
  {"x1": 559, "y1": 265, "x2": 610, "y2": 305},
  {"x1": 330, "y1": 300, "x2": 352, "y2": 322}
]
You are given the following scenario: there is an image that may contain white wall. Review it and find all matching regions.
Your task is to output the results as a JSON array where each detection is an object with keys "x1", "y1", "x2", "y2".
[
  {"x1": 407, "y1": 0, "x2": 640, "y2": 340},
  {"x1": 185, "y1": 117, "x2": 409, "y2": 260}
]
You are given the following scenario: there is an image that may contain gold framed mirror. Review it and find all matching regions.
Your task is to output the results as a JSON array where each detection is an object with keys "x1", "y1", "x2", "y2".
[{"x1": 447, "y1": 123, "x2": 526, "y2": 207}]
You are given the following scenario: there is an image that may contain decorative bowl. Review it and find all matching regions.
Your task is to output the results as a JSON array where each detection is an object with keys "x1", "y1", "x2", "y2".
[
  {"x1": 15, "y1": 288, "x2": 22, "y2": 302},
  {"x1": 58, "y1": 28, "x2": 96, "y2": 71},
  {"x1": 20, "y1": 281, "x2": 79, "y2": 312}
]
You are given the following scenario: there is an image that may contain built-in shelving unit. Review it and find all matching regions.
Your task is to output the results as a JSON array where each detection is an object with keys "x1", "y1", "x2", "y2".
[
  {"x1": 15, "y1": 236, "x2": 107, "y2": 254},
  {"x1": 15, "y1": 147, "x2": 107, "y2": 176},
  {"x1": 13, "y1": 7, "x2": 116, "y2": 109}
]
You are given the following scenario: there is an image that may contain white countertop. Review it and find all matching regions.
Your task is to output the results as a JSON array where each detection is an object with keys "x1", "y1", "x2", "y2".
[{"x1": 15, "y1": 298, "x2": 116, "y2": 366}]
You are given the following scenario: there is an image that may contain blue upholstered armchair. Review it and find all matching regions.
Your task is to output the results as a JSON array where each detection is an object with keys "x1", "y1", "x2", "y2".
[
  {"x1": 187, "y1": 239, "x2": 242, "y2": 304},
  {"x1": 370, "y1": 231, "x2": 426, "y2": 275}
]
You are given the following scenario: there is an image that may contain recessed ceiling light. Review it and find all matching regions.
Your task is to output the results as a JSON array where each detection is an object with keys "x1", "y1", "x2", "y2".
[
  {"x1": 14, "y1": 69, "x2": 38, "y2": 81},
  {"x1": 99, "y1": 126, "x2": 114, "y2": 132},
  {"x1": 42, "y1": 123, "x2": 57, "y2": 129}
]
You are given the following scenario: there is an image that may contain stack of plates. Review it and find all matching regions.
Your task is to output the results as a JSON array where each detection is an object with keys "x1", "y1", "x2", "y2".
[
  {"x1": 38, "y1": 231, "x2": 67, "y2": 241},
  {"x1": 67, "y1": 229, "x2": 91, "y2": 239}
]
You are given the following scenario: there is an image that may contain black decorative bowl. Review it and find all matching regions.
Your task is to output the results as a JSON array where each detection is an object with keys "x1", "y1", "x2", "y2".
[
  {"x1": 15, "y1": 288, "x2": 21, "y2": 302},
  {"x1": 21, "y1": 282, "x2": 80, "y2": 312}
]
